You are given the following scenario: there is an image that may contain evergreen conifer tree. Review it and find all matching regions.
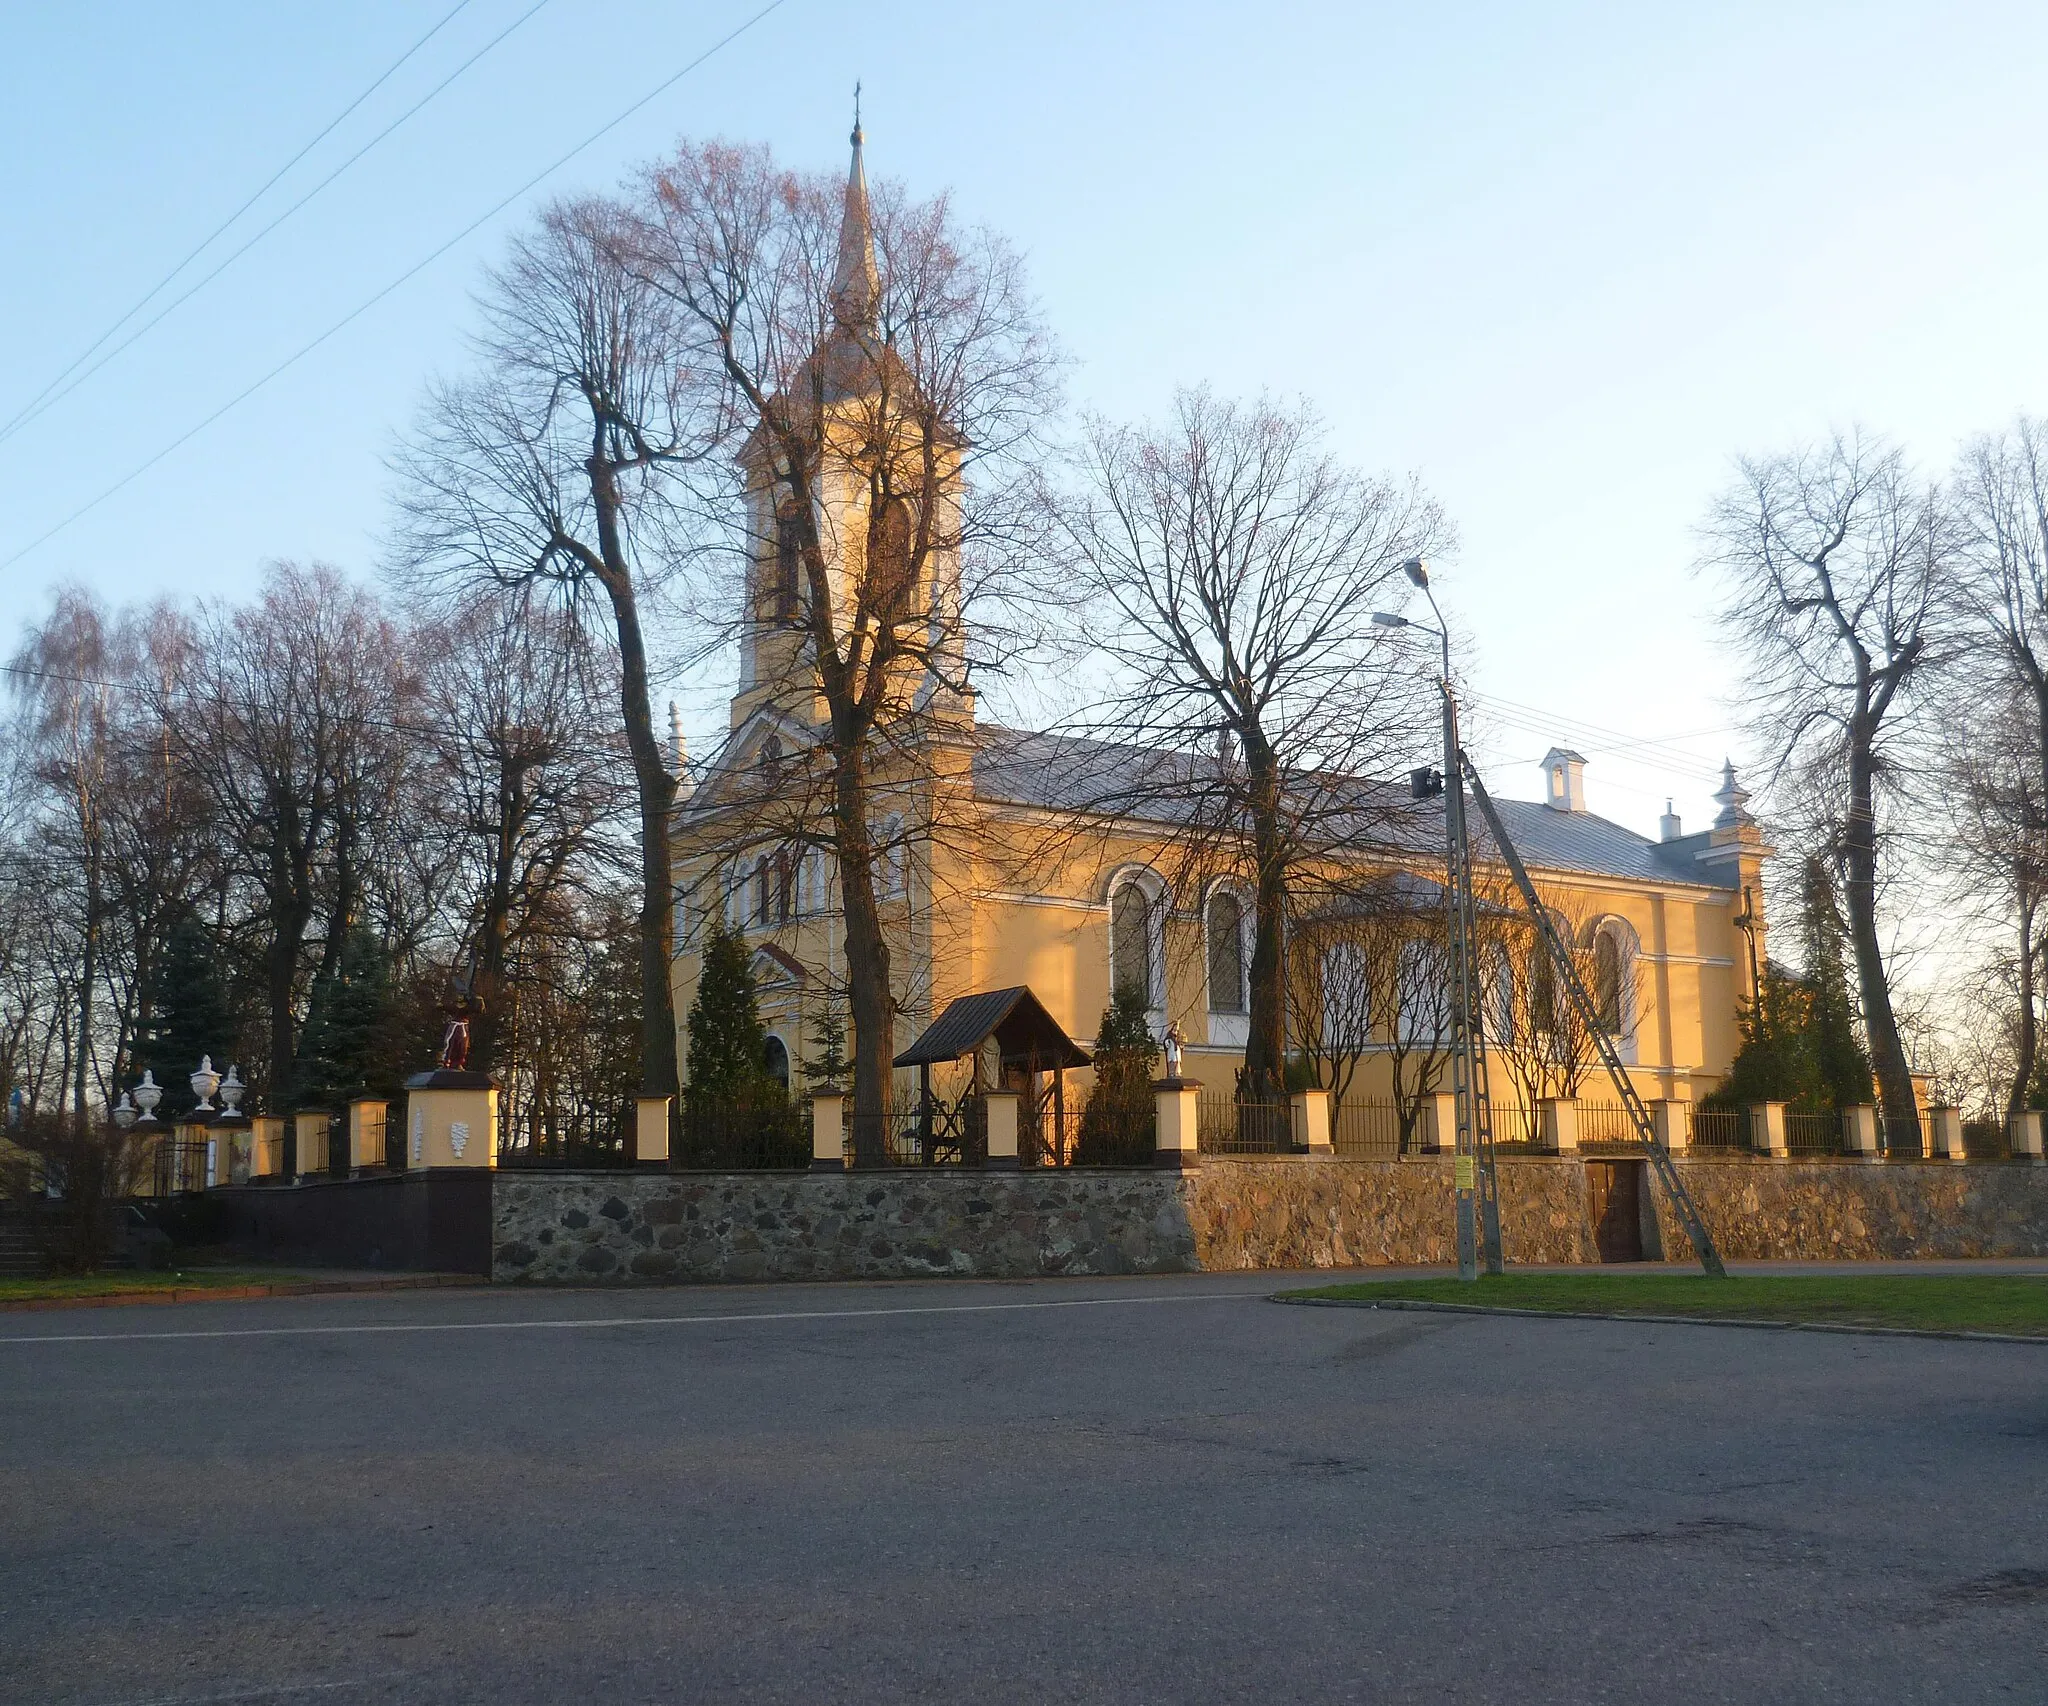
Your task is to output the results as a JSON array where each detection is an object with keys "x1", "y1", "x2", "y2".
[
  {"x1": 134, "y1": 913, "x2": 237, "y2": 1115},
  {"x1": 684, "y1": 918, "x2": 769, "y2": 1107},
  {"x1": 800, "y1": 1001, "x2": 851, "y2": 1091},
  {"x1": 297, "y1": 926, "x2": 400, "y2": 1108},
  {"x1": 1799, "y1": 856, "x2": 1873, "y2": 1110},
  {"x1": 1075, "y1": 981, "x2": 1158, "y2": 1162}
]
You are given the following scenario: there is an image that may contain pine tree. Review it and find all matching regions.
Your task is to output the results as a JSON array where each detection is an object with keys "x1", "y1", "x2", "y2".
[
  {"x1": 133, "y1": 913, "x2": 237, "y2": 1115},
  {"x1": 683, "y1": 918, "x2": 769, "y2": 1107},
  {"x1": 296, "y1": 926, "x2": 400, "y2": 1108},
  {"x1": 1076, "y1": 981, "x2": 1158, "y2": 1162},
  {"x1": 800, "y1": 1001, "x2": 851, "y2": 1091},
  {"x1": 1800, "y1": 856, "x2": 1873, "y2": 1111}
]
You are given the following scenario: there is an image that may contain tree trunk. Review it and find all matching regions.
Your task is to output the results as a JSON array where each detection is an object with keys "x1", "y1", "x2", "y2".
[
  {"x1": 831, "y1": 736, "x2": 893, "y2": 1165},
  {"x1": 1242, "y1": 748, "x2": 1288, "y2": 1101},
  {"x1": 1842, "y1": 739, "x2": 1917, "y2": 1146},
  {"x1": 2013, "y1": 879, "x2": 2039, "y2": 1121},
  {"x1": 586, "y1": 456, "x2": 680, "y2": 1147},
  {"x1": 469, "y1": 764, "x2": 523, "y2": 1075}
]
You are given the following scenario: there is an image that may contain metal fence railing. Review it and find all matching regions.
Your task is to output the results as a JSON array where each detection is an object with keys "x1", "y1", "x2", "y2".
[
  {"x1": 673, "y1": 1102, "x2": 808, "y2": 1170},
  {"x1": 846, "y1": 1099, "x2": 987, "y2": 1167},
  {"x1": 1783, "y1": 1110, "x2": 1846, "y2": 1157},
  {"x1": 1577, "y1": 1101, "x2": 1647, "y2": 1154},
  {"x1": 1964, "y1": 1120, "x2": 2011, "y2": 1161},
  {"x1": 1332, "y1": 1100, "x2": 1402, "y2": 1160},
  {"x1": 1197, "y1": 1096, "x2": 1295, "y2": 1154},
  {"x1": 1882, "y1": 1112, "x2": 1928, "y2": 1159},
  {"x1": 1689, "y1": 1107, "x2": 1749, "y2": 1151},
  {"x1": 149, "y1": 1139, "x2": 213, "y2": 1196}
]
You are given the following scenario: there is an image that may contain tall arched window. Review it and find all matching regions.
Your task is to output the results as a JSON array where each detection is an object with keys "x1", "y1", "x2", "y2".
[
  {"x1": 1593, "y1": 931, "x2": 1623, "y2": 1034},
  {"x1": 1206, "y1": 891, "x2": 1245, "y2": 1014},
  {"x1": 870, "y1": 497, "x2": 916, "y2": 615},
  {"x1": 770, "y1": 503, "x2": 802, "y2": 622},
  {"x1": 763, "y1": 1035, "x2": 791, "y2": 1090},
  {"x1": 1111, "y1": 879, "x2": 1155, "y2": 1005}
]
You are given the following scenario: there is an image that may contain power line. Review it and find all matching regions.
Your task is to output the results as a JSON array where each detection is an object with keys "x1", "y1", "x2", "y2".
[
  {"x1": 0, "y1": 0, "x2": 476, "y2": 443},
  {"x1": 0, "y1": 0, "x2": 551, "y2": 450},
  {"x1": 0, "y1": 0, "x2": 795, "y2": 573}
]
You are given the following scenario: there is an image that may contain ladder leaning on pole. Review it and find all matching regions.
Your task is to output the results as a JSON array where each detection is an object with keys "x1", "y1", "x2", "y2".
[{"x1": 1458, "y1": 757, "x2": 1726, "y2": 1277}]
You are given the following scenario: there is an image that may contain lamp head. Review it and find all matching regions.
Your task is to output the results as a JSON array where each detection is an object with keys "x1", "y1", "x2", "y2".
[
  {"x1": 1370, "y1": 612, "x2": 1409, "y2": 628},
  {"x1": 1400, "y1": 557, "x2": 1429, "y2": 589}
]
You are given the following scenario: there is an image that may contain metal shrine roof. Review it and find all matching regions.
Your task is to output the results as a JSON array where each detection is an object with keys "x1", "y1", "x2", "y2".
[
  {"x1": 893, "y1": 986, "x2": 1092, "y2": 1071},
  {"x1": 970, "y1": 726, "x2": 1741, "y2": 893}
]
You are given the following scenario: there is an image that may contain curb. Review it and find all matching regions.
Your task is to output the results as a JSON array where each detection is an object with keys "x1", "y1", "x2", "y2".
[
  {"x1": 1274, "y1": 1294, "x2": 2048, "y2": 1345},
  {"x1": 0, "y1": 1274, "x2": 482, "y2": 1314}
]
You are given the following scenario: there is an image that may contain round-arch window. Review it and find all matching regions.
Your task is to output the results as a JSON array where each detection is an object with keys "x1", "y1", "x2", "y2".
[
  {"x1": 1112, "y1": 880, "x2": 1154, "y2": 1004},
  {"x1": 1594, "y1": 932, "x2": 1624, "y2": 1033},
  {"x1": 763, "y1": 1035, "x2": 790, "y2": 1090},
  {"x1": 1207, "y1": 891, "x2": 1245, "y2": 1014}
]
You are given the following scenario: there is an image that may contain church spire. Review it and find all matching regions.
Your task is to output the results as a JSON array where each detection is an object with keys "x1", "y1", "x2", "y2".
[{"x1": 830, "y1": 87, "x2": 879, "y2": 328}]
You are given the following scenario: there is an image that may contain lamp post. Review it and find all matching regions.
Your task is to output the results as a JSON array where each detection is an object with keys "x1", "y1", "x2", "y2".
[{"x1": 1372, "y1": 559, "x2": 1502, "y2": 1281}]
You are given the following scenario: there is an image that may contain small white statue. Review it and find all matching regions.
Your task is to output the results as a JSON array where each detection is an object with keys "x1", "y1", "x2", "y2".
[{"x1": 1162, "y1": 1021, "x2": 1185, "y2": 1082}]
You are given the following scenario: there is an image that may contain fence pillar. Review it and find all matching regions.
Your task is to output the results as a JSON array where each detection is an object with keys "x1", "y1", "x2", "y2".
[
  {"x1": 249, "y1": 1115, "x2": 284, "y2": 1181},
  {"x1": 1291, "y1": 1088, "x2": 1333, "y2": 1155},
  {"x1": 293, "y1": 1109, "x2": 331, "y2": 1182},
  {"x1": 2010, "y1": 1109, "x2": 2044, "y2": 1163},
  {"x1": 1650, "y1": 1100, "x2": 1689, "y2": 1154},
  {"x1": 1929, "y1": 1105, "x2": 1967, "y2": 1161},
  {"x1": 1538, "y1": 1097, "x2": 1579, "y2": 1155},
  {"x1": 1749, "y1": 1101, "x2": 1789, "y2": 1158},
  {"x1": 810, "y1": 1091, "x2": 846, "y2": 1172},
  {"x1": 347, "y1": 1098, "x2": 387, "y2": 1174},
  {"x1": 635, "y1": 1095, "x2": 672, "y2": 1169},
  {"x1": 984, "y1": 1090, "x2": 1020, "y2": 1169},
  {"x1": 1420, "y1": 1091, "x2": 1458, "y2": 1154},
  {"x1": 1842, "y1": 1104, "x2": 1880, "y2": 1161},
  {"x1": 214, "y1": 1116, "x2": 253, "y2": 1184},
  {"x1": 400, "y1": 1072, "x2": 497, "y2": 1169},
  {"x1": 1154, "y1": 1078, "x2": 1202, "y2": 1170}
]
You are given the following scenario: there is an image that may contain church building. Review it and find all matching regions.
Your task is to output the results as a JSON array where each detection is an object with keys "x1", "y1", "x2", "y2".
[{"x1": 668, "y1": 123, "x2": 1767, "y2": 1134}]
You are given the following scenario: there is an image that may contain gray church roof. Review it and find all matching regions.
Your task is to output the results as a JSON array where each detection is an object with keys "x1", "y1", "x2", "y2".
[{"x1": 971, "y1": 726, "x2": 1738, "y2": 893}]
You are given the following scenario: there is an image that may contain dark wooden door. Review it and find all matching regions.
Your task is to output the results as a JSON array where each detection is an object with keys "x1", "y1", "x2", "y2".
[{"x1": 1587, "y1": 1161, "x2": 1644, "y2": 1263}]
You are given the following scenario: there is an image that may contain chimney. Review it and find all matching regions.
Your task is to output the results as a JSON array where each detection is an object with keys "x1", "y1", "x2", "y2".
[
  {"x1": 1660, "y1": 798, "x2": 1682, "y2": 841},
  {"x1": 1540, "y1": 747, "x2": 1587, "y2": 813}
]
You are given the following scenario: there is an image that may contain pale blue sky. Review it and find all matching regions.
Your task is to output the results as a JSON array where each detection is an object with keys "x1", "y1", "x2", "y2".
[{"x1": 4, "y1": 1, "x2": 2046, "y2": 837}]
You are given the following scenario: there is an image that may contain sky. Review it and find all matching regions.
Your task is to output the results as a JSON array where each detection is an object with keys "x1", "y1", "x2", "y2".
[{"x1": 4, "y1": 0, "x2": 2048, "y2": 842}]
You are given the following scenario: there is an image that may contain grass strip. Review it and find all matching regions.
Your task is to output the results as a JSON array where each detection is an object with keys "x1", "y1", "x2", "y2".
[{"x1": 1279, "y1": 1273, "x2": 2048, "y2": 1336}]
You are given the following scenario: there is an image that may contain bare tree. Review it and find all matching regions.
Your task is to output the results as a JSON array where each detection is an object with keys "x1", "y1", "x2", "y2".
[
  {"x1": 619, "y1": 129, "x2": 1058, "y2": 1157},
  {"x1": 411, "y1": 590, "x2": 631, "y2": 1076},
  {"x1": 391, "y1": 196, "x2": 698, "y2": 1134},
  {"x1": 1288, "y1": 878, "x2": 1454, "y2": 1144},
  {"x1": 169, "y1": 564, "x2": 403, "y2": 1109},
  {"x1": 1700, "y1": 433, "x2": 1953, "y2": 1142},
  {"x1": 1953, "y1": 418, "x2": 2048, "y2": 1113},
  {"x1": 1050, "y1": 390, "x2": 1450, "y2": 1099}
]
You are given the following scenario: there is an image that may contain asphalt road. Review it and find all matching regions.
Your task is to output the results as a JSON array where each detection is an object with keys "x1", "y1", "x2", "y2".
[{"x1": 3, "y1": 1271, "x2": 2046, "y2": 1705}]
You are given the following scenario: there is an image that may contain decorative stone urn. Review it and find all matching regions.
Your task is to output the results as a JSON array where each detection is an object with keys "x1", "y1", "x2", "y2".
[
  {"x1": 190, "y1": 1056, "x2": 222, "y2": 1114},
  {"x1": 132, "y1": 1071, "x2": 163, "y2": 1123},
  {"x1": 218, "y1": 1065, "x2": 246, "y2": 1115}
]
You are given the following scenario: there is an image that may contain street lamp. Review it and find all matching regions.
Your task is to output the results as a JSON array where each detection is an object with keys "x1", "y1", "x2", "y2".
[{"x1": 1371, "y1": 560, "x2": 1501, "y2": 1281}]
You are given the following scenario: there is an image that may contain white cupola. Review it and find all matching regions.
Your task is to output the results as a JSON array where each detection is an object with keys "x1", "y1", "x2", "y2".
[{"x1": 1541, "y1": 747, "x2": 1587, "y2": 813}]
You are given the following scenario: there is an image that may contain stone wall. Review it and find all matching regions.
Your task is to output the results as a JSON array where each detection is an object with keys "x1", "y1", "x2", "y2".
[
  {"x1": 491, "y1": 1169, "x2": 1199, "y2": 1283},
  {"x1": 1651, "y1": 1158, "x2": 2048, "y2": 1263},
  {"x1": 489, "y1": 1156, "x2": 1712, "y2": 1283}
]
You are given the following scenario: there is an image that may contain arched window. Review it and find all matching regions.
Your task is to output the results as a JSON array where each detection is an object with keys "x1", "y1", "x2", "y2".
[
  {"x1": 1206, "y1": 891, "x2": 1246, "y2": 1014},
  {"x1": 763, "y1": 1034, "x2": 791, "y2": 1090},
  {"x1": 753, "y1": 855, "x2": 774, "y2": 926},
  {"x1": 870, "y1": 497, "x2": 916, "y2": 614},
  {"x1": 770, "y1": 503, "x2": 802, "y2": 622},
  {"x1": 1593, "y1": 932, "x2": 1623, "y2": 1033},
  {"x1": 759, "y1": 735, "x2": 783, "y2": 780},
  {"x1": 1111, "y1": 879, "x2": 1155, "y2": 1005}
]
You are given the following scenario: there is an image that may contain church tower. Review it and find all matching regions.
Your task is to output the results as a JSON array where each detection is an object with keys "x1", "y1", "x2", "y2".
[{"x1": 729, "y1": 112, "x2": 970, "y2": 739}]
